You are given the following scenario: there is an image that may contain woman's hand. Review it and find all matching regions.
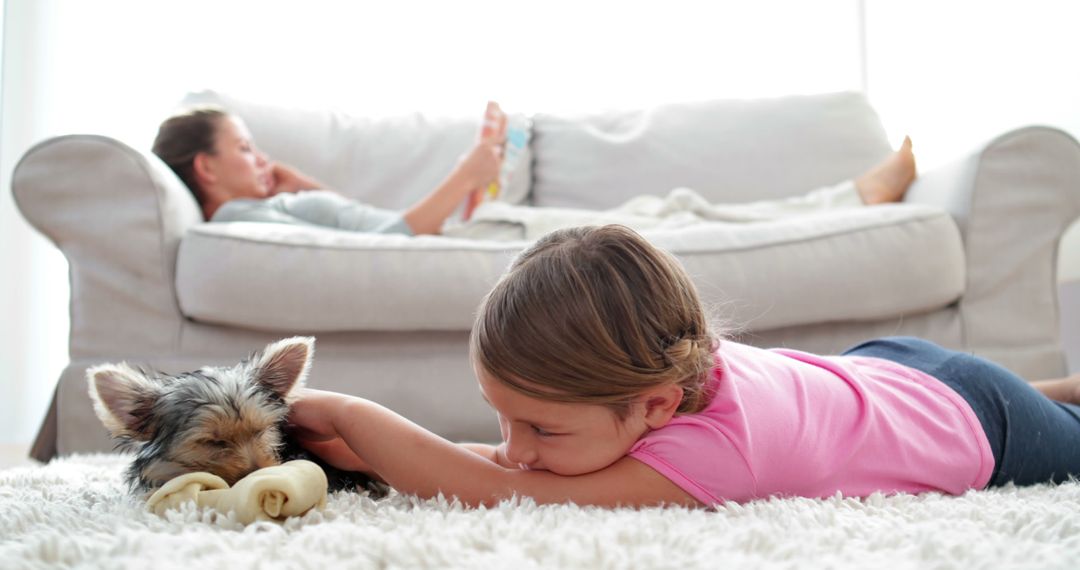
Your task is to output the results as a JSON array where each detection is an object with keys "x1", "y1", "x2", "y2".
[
  {"x1": 403, "y1": 133, "x2": 504, "y2": 234},
  {"x1": 454, "y1": 140, "x2": 503, "y2": 189},
  {"x1": 269, "y1": 162, "x2": 323, "y2": 195}
]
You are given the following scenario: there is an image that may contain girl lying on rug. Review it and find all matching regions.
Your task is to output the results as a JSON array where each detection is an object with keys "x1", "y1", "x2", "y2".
[
  {"x1": 289, "y1": 224, "x2": 1080, "y2": 508},
  {"x1": 151, "y1": 105, "x2": 917, "y2": 241}
]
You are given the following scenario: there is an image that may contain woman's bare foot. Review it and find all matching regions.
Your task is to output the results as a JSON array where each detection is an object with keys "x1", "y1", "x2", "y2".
[
  {"x1": 1030, "y1": 373, "x2": 1080, "y2": 404},
  {"x1": 855, "y1": 136, "x2": 917, "y2": 205}
]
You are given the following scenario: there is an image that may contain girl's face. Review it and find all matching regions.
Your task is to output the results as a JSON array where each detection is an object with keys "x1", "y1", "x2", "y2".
[
  {"x1": 476, "y1": 366, "x2": 651, "y2": 476},
  {"x1": 203, "y1": 116, "x2": 273, "y2": 200}
]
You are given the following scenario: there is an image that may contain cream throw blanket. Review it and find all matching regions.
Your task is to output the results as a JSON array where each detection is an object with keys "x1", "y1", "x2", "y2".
[
  {"x1": 445, "y1": 182, "x2": 861, "y2": 241},
  {"x1": 146, "y1": 460, "x2": 328, "y2": 523}
]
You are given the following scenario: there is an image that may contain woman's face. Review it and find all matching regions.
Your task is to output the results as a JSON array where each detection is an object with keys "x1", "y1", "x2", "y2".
[{"x1": 204, "y1": 116, "x2": 273, "y2": 200}]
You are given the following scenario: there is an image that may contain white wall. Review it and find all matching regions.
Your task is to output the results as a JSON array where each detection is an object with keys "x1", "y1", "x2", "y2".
[
  {"x1": 0, "y1": 0, "x2": 70, "y2": 446},
  {"x1": 863, "y1": 0, "x2": 1080, "y2": 282},
  {"x1": 2, "y1": 0, "x2": 1079, "y2": 446}
]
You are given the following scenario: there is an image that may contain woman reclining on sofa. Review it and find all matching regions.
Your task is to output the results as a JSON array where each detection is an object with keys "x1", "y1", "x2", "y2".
[{"x1": 151, "y1": 105, "x2": 917, "y2": 241}]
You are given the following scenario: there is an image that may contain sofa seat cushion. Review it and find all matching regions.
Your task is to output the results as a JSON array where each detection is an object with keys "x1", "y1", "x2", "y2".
[{"x1": 175, "y1": 204, "x2": 964, "y2": 333}]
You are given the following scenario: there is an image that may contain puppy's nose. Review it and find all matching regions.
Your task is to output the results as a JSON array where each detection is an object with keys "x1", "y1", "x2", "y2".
[
  {"x1": 240, "y1": 445, "x2": 280, "y2": 474},
  {"x1": 252, "y1": 449, "x2": 281, "y2": 470}
]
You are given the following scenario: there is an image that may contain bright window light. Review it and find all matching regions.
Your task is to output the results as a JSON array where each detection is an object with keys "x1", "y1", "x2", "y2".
[{"x1": 34, "y1": 0, "x2": 862, "y2": 146}]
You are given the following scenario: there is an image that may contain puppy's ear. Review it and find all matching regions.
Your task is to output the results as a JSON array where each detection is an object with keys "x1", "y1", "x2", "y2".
[
  {"x1": 86, "y1": 363, "x2": 161, "y2": 441},
  {"x1": 252, "y1": 336, "x2": 314, "y2": 402}
]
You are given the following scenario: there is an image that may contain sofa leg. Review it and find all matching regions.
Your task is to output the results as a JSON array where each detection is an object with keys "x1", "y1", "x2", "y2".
[{"x1": 28, "y1": 388, "x2": 58, "y2": 463}]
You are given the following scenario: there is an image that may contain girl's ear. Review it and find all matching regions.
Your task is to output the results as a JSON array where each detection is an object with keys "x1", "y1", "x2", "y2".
[
  {"x1": 641, "y1": 384, "x2": 684, "y2": 429},
  {"x1": 252, "y1": 336, "x2": 315, "y2": 403}
]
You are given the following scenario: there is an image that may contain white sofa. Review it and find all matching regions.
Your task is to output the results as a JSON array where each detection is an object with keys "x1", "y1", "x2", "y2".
[{"x1": 14, "y1": 91, "x2": 1080, "y2": 462}]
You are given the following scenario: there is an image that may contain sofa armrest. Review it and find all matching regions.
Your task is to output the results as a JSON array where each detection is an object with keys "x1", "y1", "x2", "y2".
[
  {"x1": 12, "y1": 135, "x2": 203, "y2": 360},
  {"x1": 905, "y1": 126, "x2": 1080, "y2": 378}
]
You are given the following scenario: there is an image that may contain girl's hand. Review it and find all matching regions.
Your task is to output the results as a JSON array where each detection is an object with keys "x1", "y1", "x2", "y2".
[
  {"x1": 300, "y1": 436, "x2": 375, "y2": 473},
  {"x1": 288, "y1": 389, "x2": 376, "y2": 473},
  {"x1": 287, "y1": 388, "x2": 345, "y2": 442}
]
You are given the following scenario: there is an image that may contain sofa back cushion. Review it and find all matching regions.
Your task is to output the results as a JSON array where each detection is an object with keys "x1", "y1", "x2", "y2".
[
  {"x1": 181, "y1": 91, "x2": 889, "y2": 212},
  {"x1": 178, "y1": 91, "x2": 532, "y2": 210},
  {"x1": 530, "y1": 92, "x2": 893, "y2": 209}
]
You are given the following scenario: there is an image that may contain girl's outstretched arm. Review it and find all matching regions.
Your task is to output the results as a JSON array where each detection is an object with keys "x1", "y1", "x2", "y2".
[{"x1": 288, "y1": 389, "x2": 700, "y2": 508}]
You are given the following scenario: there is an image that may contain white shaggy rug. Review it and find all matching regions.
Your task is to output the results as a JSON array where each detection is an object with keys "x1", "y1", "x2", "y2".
[{"x1": 2, "y1": 454, "x2": 1079, "y2": 569}]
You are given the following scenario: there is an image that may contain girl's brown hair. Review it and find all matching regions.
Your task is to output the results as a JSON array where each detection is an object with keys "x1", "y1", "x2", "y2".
[
  {"x1": 471, "y1": 225, "x2": 719, "y2": 419},
  {"x1": 151, "y1": 106, "x2": 228, "y2": 204}
]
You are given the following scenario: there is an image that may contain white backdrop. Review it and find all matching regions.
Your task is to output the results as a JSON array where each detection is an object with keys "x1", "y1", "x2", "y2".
[{"x1": 1, "y1": 0, "x2": 1078, "y2": 445}]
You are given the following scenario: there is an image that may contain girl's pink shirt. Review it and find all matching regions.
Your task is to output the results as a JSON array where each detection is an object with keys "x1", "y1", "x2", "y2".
[{"x1": 628, "y1": 340, "x2": 994, "y2": 505}]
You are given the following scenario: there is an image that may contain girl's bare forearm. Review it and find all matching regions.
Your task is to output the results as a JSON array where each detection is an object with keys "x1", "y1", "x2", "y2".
[{"x1": 330, "y1": 395, "x2": 514, "y2": 504}]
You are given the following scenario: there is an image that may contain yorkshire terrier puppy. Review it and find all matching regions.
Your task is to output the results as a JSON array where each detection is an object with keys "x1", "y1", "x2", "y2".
[{"x1": 87, "y1": 336, "x2": 387, "y2": 497}]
